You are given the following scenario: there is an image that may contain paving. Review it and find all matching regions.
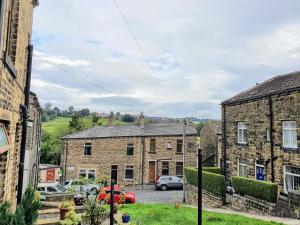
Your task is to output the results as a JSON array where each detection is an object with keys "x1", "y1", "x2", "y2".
[{"x1": 124, "y1": 185, "x2": 183, "y2": 204}]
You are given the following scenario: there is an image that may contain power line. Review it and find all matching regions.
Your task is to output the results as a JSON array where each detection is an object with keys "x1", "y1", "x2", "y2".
[
  {"x1": 111, "y1": 0, "x2": 171, "y2": 100},
  {"x1": 33, "y1": 54, "x2": 113, "y2": 94}
]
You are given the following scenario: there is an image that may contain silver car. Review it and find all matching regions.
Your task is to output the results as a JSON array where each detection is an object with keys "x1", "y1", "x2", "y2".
[{"x1": 155, "y1": 176, "x2": 183, "y2": 191}]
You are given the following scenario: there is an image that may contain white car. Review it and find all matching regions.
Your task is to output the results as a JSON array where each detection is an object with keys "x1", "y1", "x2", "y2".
[
  {"x1": 37, "y1": 182, "x2": 66, "y2": 195},
  {"x1": 64, "y1": 180, "x2": 100, "y2": 194}
]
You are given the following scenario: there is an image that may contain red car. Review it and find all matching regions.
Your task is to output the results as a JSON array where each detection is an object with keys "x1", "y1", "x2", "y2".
[{"x1": 98, "y1": 186, "x2": 136, "y2": 204}]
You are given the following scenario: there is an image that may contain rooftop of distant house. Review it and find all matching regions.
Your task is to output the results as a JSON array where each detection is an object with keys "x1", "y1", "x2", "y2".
[
  {"x1": 62, "y1": 123, "x2": 197, "y2": 139},
  {"x1": 222, "y1": 71, "x2": 300, "y2": 105}
]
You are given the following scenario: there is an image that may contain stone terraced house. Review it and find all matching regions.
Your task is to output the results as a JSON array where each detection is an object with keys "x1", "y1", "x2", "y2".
[
  {"x1": 0, "y1": 0, "x2": 38, "y2": 207},
  {"x1": 221, "y1": 72, "x2": 300, "y2": 195},
  {"x1": 61, "y1": 113, "x2": 198, "y2": 185}
]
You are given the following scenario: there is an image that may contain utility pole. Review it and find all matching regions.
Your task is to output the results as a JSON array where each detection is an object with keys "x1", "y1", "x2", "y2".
[
  {"x1": 198, "y1": 148, "x2": 202, "y2": 225},
  {"x1": 110, "y1": 179, "x2": 115, "y2": 225},
  {"x1": 182, "y1": 119, "x2": 186, "y2": 203}
]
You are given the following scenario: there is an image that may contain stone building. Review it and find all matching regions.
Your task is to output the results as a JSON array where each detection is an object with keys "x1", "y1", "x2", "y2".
[
  {"x1": 221, "y1": 72, "x2": 300, "y2": 195},
  {"x1": 0, "y1": 0, "x2": 38, "y2": 207},
  {"x1": 200, "y1": 121, "x2": 221, "y2": 167},
  {"x1": 23, "y1": 92, "x2": 42, "y2": 192},
  {"x1": 61, "y1": 113, "x2": 198, "y2": 185}
]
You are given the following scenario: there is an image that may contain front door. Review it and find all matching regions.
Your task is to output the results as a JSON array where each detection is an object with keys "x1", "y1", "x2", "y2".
[
  {"x1": 111, "y1": 165, "x2": 118, "y2": 184},
  {"x1": 149, "y1": 161, "x2": 156, "y2": 183},
  {"x1": 46, "y1": 169, "x2": 55, "y2": 182},
  {"x1": 256, "y1": 165, "x2": 265, "y2": 181}
]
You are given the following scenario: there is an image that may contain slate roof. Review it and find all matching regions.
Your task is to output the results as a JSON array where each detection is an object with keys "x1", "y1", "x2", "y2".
[
  {"x1": 222, "y1": 71, "x2": 300, "y2": 105},
  {"x1": 62, "y1": 123, "x2": 197, "y2": 139}
]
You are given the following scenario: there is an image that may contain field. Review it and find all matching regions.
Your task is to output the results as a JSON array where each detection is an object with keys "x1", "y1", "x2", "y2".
[{"x1": 120, "y1": 204, "x2": 283, "y2": 225}]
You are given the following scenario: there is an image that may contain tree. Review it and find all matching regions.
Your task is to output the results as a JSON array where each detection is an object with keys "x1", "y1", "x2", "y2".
[
  {"x1": 68, "y1": 106, "x2": 75, "y2": 115},
  {"x1": 44, "y1": 103, "x2": 52, "y2": 111},
  {"x1": 79, "y1": 108, "x2": 90, "y2": 117},
  {"x1": 92, "y1": 113, "x2": 100, "y2": 126},
  {"x1": 69, "y1": 113, "x2": 83, "y2": 132},
  {"x1": 195, "y1": 122, "x2": 205, "y2": 135},
  {"x1": 121, "y1": 114, "x2": 136, "y2": 123}
]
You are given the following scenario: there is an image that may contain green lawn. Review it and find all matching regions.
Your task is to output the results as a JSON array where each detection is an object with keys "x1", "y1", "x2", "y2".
[{"x1": 119, "y1": 204, "x2": 283, "y2": 225}]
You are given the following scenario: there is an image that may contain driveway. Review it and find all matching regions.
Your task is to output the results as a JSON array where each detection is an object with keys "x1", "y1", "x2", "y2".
[{"x1": 124, "y1": 185, "x2": 184, "y2": 204}]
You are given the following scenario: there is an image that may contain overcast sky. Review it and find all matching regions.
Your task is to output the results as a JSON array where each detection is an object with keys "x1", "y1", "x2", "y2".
[{"x1": 32, "y1": 0, "x2": 300, "y2": 119}]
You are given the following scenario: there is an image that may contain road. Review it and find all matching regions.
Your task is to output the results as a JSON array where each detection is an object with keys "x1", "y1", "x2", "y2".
[{"x1": 124, "y1": 185, "x2": 184, "y2": 204}]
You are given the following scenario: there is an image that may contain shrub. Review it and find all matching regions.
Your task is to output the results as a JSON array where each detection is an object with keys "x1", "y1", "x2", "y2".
[
  {"x1": 232, "y1": 176, "x2": 278, "y2": 203},
  {"x1": 185, "y1": 167, "x2": 226, "y2": 198},
  {"x1": 82, "y1": 198, "x2": 109, "y2": 225},
  {"x1": 202, "y1": 167, "x2": 222, "y2": 175}
]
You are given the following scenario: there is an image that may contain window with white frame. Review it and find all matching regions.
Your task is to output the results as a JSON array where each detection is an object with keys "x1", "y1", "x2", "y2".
[
  {"x1": 0, "y1": 124, "x2": 9, "y2": 154},
  {"x1": 284, "y1": 166, "x2": 300, "y2": 193},
  {"x1": 79, "y1": 169, "x2": 95, "y2": 180},
  {"x1": 283, "y1": 121, "x2": 297, "y2": 148},
  {"x1": 238, "y1": 122, "x2": 247, "y2": 144},
  {"x1": 162, "y1": 161, "x2": 169, "y2": 175},
  {"x1": 125, "y1": 166, "x2": 134, "y2": 180},
  {"x1": 238, "y1": 158, "x2": 247, "y2": 177},
  {"x1": 266, "y1": 128, "x2": 271, "y2": 142},
  {"x1": 126, "y1": 143, "x2": 134, "y2": 156},
  {"x1": 166, "y1": 141, "x2": 172, "y2": 150},
  {"x1": 176, "y1": 162, "x2": 183, "y2": 177},
  {"x1": 84, "y1": 143, "x2": 92, "y2": 156}
]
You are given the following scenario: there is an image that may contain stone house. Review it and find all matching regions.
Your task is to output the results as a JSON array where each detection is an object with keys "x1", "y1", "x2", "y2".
[
  {"x1": 200, "y1": 121, "x2": 221, "y2": 167},
  {"x1": 61, "y1": 113, "x2": 198, "y2": 185},
  {"x1": 23, "y1": 92, "x2": 42, "y2": 191},
  {"x1": 221, "y1": 72, "x2": 300, "y2": 195},
  {"x1": 0, "y1": 0, "x2": 38, "y2": 206}
]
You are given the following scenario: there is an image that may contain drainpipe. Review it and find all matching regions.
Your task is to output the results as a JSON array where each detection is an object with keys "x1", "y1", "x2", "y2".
[
  {"x1": 17, "y1": 44, "x2": 33, "y2": 204},
  {"x1": 141, "y1": 137, "x2": 145, "y2": 189},
  {"x1": 222, "y1": 105, "x2": 227, "y2": 179},
  {"x1": 269, "y1": 96, "x2": 275, "y2": 182}
]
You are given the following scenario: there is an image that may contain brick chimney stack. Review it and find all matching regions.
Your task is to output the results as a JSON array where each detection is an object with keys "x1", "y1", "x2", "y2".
[
  {"x1": 139, "y1": 112, "x2": 145, "y2": 128},
  {"x1": 108, "y1": 111, "x2": 114, "y2": 127}
]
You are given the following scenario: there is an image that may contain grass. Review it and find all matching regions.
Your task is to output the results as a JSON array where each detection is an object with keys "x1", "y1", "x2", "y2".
[
  {"x1": 119, "y1": 204, "x2": 283, "y2": 225},
  {"x1": 42, "y1": 116, "x2": 131, "y2": 136}
]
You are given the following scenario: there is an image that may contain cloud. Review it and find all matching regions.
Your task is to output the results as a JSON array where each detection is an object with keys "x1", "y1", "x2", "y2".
[{"x1": 31, "y1": 0, "x2": 300, "y2": 118}]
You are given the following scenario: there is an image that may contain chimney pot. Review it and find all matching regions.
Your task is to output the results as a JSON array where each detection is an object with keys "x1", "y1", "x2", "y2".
[{"x1": 139, "y1": 112, "x2": 145, "y2": 127}]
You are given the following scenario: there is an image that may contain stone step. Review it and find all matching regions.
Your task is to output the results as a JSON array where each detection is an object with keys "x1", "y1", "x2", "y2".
[{"x1": 36, "y1": 218, "x2": 60, "y2": 225}]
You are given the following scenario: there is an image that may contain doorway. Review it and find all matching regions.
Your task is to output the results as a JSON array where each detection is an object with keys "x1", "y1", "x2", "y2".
[
  {"x1": 111, "y1": 165, "x2": 118, "y2": 184},
  {"x1": 149, "y1": 161, "x2": 156, "y2": 183}
]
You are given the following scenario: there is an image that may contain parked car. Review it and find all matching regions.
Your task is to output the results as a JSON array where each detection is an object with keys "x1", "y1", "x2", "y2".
[
  {"x1": 64, "y1": 180, "x2": 100, "y2": 194},
  {"x1": 155, "y1": 176, "x2": 183, "y2": 191},
  {"x1": 37, "y1": 182, "x2": 66, "y2": 195},
  {"x1": 98, "y1": 186, "x2": 135, "y2": 204}
]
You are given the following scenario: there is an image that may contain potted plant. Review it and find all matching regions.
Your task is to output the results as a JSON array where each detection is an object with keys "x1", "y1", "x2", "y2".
[
  {"x1": 59, "y1": 201, "x2": 75, "y2": 220},
  {"x1": 122, "y1": 212, "x2": 131, "y2": 223}
]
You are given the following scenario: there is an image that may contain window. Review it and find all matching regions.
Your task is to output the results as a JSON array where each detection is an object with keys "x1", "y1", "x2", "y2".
[
  {"x1": 176, "y1": 140, "x2": 183, "y2": 153},
  {"x1": 166, "y1": 142, "x2": 172, "y2": 149},
  {"x1": 176, "y1": 162, "x2": 183, "y2": 177},
  {"x1": 162, "y1": 161, "x2": 169, "y2": 176},
  {"x1": 126, "y1": 143, "x2": 134, "y2": 156},
  {"x1": 284, "y1": 166, "x2": 300, "y2": 193},
  {"x1": 125, "y1": 166, "x2": 134, "y2": 180},
  {"x1": 47, "y1": 186, "x2": 58, "y2": 193},
  {"x1": 238, "y1": 159, "x2": 247, "y2": 177},
  {"x1": 150, "y1": 139, "x2": 156, "y2": 153},
  {"x1": 238, "y1": 122, "x2": 247, "y2": 144},
  {"x1": 283, "y1": 121, "x2": 297, "y2": 149},
  {"x1": 84, "y1": 143, "x2": 92, "y2": 155},
  {"x1": 266, "y1": 128, "x2": 271, "y2": 142},
  {"x1": 0, "y1": 124, "x2": 9, "y2": 154},
  {"x1": 79, "y1": 169, "x2": 96, "y2": 180}
]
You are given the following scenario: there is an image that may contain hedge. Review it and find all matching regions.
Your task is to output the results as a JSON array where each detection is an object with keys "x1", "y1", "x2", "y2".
[
  {"x1": 202, "y1": 167, "x2": 222, "y2": 175},
  {"x1": 185, "y1": 167, "x2": 226, "y2": 198},
  {"x1": 232, "y1": 176, "x2": 278, "y2": 203}
]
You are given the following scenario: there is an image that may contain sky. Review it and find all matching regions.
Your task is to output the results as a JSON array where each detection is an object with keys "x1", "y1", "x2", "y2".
[{"x1": 31, "y1": 0, "x2": 300, "y2": 119}]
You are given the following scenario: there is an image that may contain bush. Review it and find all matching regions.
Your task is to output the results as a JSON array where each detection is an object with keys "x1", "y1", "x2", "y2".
[
  {"x1": 232, "y1": 176, "x2": 278, "y2": 203},
  {"x1": 202, "y1": 167, "x2": 222, "y2": 175},
  {"x1": 185, "y1": 167, "x2": 226, "y2": 198}
]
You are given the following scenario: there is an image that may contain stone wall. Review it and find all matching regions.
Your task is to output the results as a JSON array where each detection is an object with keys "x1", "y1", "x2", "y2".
[
  {"x1": 276, "y1": 192, "x2": 300, "y2": 219},
  {"x1": 0, "y1": 0, "x2": 37, "y2": 208},
  {"x1": 62, "y1": 135, "x2": 197, "y2": 185},
  {"x1": 222, "y1": 91, "x2": 300, "y2": 193},
  {"x1": 231, "y1": 194, "x2": 277, "y2": 216},
  {"x1": 186, "y1": 184, "x2": 224, "y2": 208}
]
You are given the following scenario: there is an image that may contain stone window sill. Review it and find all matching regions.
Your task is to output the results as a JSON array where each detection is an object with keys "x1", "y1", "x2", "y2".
[
  {"x1": 175, "y1": 152, "x2": 183, "y2": 155},
  {"x1": 282, "y1": 147, "x2": 299, "y2": 152},
  {"x1": 4, "y1": 54, "x2": 17, "y2": 78}
]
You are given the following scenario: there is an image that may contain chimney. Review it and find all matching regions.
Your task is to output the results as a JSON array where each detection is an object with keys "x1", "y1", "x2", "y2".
[
  {"x1": 139, "y1": 112, "x2": 145, "y2": 127},
  {"x1": 108, "y1": 111, "x2": 114, "y2": 127}
]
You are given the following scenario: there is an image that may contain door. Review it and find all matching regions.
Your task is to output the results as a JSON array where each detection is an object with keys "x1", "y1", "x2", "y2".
[
  {"x1": 111, "y1": 165, "x2": 118, "y2": 184},
  {"x1": 256, "y1": 166, "x2": 265, "y2": 181},
  {"x1": 149, "y1": 161, "x2": 156, "y2": 183},
  {"x1": 46, "y1": 169, "x2": 55, "y2": 182}
]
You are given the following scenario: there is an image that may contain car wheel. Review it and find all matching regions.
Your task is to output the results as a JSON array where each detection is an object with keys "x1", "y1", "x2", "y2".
[
  {"x1": 125, "y1": 199, "x2": 131, "y2": 204},
  {"x1": 160, "y1": 185, "x2": 167, "y2": 191}
]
